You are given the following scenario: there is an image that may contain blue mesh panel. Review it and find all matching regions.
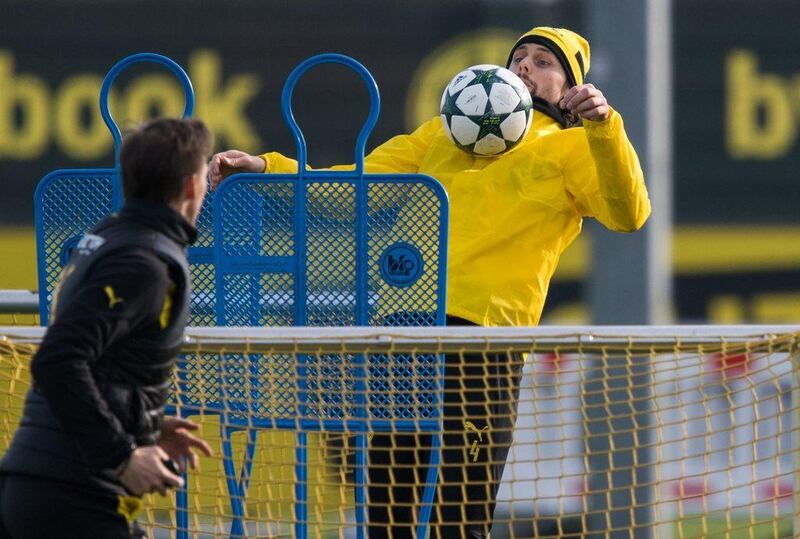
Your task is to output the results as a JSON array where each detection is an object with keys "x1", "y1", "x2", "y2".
[
  {"x1": 250, "y1": 353, "x2": 296, "y2": 420},
  {"x1": 305, "y1": 353, "x2": 355, "y2": 420},
  {"x1": 35, "y1": 172, "x2": 119, "y2": 322},
  {"x1": 259, "y1": 274, "x2": 295, "y2": 327},
  {"x1": 189, "y1": 263, "x2": 216, "y2": 327},
  {"x1": 306, "y1": 182, "x2": 357, "y2": 327},
  {"x1": 188, "y1": 194, "x2": 217, "y2": 326},
  {"x1": 214, "y1": 174, "x2": 447, "y2": 428},
  {"x1": 216, "y1": 181, "x2": 297, "y2": 327},
  {"x1": 367, "y1": 181, "x2": 443, "y2": 326},
  {"x1": 171, "y1": 352, "x2": 223, "y2": 414}
]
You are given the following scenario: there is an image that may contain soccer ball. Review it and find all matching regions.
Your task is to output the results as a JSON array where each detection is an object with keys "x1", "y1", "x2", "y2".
[{"x1": 439, "y1": 64, "x2": 533, "y2": 156}]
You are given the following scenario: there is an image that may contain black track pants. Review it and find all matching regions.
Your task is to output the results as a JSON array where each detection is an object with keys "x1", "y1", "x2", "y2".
[
  {"x1": 0, "y1": 475, "x2": 144, "y2": 539},
  {"x1": 367, "y1": 317, "x2": 523, "y2": 538}
]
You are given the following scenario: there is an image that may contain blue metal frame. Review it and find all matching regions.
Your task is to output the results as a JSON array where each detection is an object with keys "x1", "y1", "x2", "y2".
[
  {"x1": 212, "y1": 53, "x2": 447, "y2": 539},
  {"x1": 99, "y1": 52, "x2": 195, "y2": 168},
  {"x1": 33, "y1": 51, "x2": 446, "y2": 539},
  {"x1": 34, "y1": 52, "x2": 194, "y2": 324}
]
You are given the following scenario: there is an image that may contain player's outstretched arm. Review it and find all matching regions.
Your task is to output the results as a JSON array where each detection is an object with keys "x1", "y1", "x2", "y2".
[
  {"x1": 208, "y1": 150, "x2": 266, "y2": 189},
  {"x1": 258, "y1": 117, "x2": 443, "y2": 176}
]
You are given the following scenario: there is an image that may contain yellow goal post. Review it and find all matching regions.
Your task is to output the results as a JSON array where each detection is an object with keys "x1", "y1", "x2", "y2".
[{"x1": 1, "y1": 324, "x2": 798, "y2": 538}]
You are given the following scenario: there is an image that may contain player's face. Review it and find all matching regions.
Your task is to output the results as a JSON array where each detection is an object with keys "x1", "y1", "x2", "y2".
[{"x1": 509, "y1": 44, "x2": 569, "y2": 105}]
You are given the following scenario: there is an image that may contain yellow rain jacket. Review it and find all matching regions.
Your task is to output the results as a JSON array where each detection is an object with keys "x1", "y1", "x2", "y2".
[{"x1": 259, "y1": 109, "x2": 650, "y2": 327}]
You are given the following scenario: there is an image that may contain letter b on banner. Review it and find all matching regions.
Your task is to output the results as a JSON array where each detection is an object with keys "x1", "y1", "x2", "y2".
[{"x1": 0, "y1": 52, "x2": 49, "y2": 159}]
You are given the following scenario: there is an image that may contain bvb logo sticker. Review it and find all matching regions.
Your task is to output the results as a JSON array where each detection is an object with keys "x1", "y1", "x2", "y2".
[{"x1": 380, "y1": 243, "x2": 424, "y2": 287}]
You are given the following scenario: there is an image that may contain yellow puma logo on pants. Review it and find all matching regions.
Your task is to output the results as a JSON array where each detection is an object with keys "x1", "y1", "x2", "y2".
[
  {"x1": 465, "y1": 420, "x2": 489, "y2": 462},
  {"x1": 104, "y1": 286, "x2": 124, "y2": 308}
]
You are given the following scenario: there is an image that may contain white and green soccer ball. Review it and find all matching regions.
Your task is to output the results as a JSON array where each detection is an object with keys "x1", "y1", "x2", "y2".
[{"x1": 440, "y1": 64, "x2": 533, "y2": 156}]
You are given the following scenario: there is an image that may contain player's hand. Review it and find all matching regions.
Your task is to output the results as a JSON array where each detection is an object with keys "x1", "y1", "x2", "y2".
[
  {"x1": 118, "y1": 445, "x2": 184, "y2": 497},
  {"x1": 559, "y1": 84, "x2": 610, "y2": 122},
  {"x1": 158, "y1": 417, "x2": 213, "y2": 472},
  {"x1": 207, "y1": 150, "x2": 266, "y2": 189}
]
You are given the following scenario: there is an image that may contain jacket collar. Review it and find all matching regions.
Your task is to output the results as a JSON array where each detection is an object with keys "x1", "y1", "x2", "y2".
[
  {"x1": 531, "y1": 96, "x2": 572, "y2": 128},
  {"x1": 530, "y1": 109, "x2": 564, "y2": 135},
  {"x1": 119, "y1": 199, "x2": 198, "y2": 247}
]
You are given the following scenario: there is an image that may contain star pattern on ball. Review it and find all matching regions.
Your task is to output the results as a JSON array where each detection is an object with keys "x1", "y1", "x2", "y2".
[
  {"x1": 475, "y1": 112, "x2": 505, "y2": 141},
  {"x1": 468, "y1": 71, "x2": 525, "y2": 141},
  {"x1": 441, "y1": 90, "x2": 460, "y2": 120}
]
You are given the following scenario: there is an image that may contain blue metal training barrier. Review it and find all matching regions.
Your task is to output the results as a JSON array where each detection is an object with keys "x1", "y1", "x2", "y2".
[
  {"x1": 32, "y1": 51, "x2": 447, "y2": 539},
  {"x1": 212, "y1": 53, "x2": 448, "y2": 539},
  {"x1": 34, "y1": 52, "x2": 196, "y2": 324}
]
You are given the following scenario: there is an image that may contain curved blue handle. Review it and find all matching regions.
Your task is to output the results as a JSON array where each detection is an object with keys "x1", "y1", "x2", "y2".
[
  {"x1": 280, "y1": 53, "x2": 380, "y2": 177},
  {"x1": 99, "y1": 53, "x2": 195, "y2": 167}
]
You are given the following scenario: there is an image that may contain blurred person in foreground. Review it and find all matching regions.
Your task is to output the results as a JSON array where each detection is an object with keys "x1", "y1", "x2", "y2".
[
  {"x1": 208, "y1": 26, "x2": 651, "y2": 539},
  {"x1": 0, "y1": 118, "x2": 215, "y2": 539}
]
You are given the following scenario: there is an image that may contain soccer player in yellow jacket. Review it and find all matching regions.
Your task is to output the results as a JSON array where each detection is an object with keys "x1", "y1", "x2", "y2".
[{"x1": 209, "y1": 26, "x2": 650, "y2": 539}]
